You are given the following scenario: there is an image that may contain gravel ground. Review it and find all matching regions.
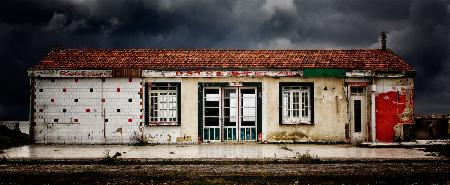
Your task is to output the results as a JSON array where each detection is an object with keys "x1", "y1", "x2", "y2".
[{"x1": 1, "y1": 162, "x2": 449, "y2": 184}]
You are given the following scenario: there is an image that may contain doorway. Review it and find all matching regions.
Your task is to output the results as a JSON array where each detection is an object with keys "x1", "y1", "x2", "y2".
[
  {"x1": 202, "y1": 86, "x2": 257, "y2": 142},
  {"x1": 349, "y1": 86, "x2": 367, "y2": 142}
]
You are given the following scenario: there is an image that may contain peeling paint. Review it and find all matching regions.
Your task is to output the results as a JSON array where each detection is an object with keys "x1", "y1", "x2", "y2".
[{"x1": 375, "y1": 79, "x2": 414, "y2": 142}]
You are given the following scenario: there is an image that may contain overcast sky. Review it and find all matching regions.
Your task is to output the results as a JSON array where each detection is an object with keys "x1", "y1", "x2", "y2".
[{"x1": 0, "y1": 0, "x2": 449, "y2": 120}]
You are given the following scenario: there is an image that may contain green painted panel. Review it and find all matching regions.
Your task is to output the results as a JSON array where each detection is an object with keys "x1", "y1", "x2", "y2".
[{"x1": 303, "y1": 68, "x2": 346, "y2": 78}]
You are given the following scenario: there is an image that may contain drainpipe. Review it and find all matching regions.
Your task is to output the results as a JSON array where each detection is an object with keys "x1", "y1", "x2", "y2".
[
  {"x1": 370, "y1": 79, "x2": 377, "y2": 142},
  {"x1": 29, "y1": 77, "x2": 35, "y2": 144}
]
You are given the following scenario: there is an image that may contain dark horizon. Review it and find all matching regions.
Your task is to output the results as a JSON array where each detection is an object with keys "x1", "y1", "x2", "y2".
[{"x1": 0, "y1": 0, "x2": 449, "y2": 120}]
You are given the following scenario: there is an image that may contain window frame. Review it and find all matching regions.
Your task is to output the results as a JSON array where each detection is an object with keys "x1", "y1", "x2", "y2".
[
  {"x1": 145, "y1": 82, "x2": 181, "y2": 126},
  {"x1": 279, "y1": 82, "x2": 314, "y2": 125}
]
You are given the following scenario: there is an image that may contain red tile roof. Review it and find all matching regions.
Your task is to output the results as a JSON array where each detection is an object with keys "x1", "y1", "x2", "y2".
[{"x1": 33, "y1": 49, "x2": 413, "y2": 71}]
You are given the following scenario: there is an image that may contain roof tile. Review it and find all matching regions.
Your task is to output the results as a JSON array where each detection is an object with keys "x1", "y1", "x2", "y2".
[{"x1": 33, "y1": 49, "x2": 413, "y2": 71}]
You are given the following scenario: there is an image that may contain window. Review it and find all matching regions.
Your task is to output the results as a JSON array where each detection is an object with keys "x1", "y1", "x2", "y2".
[
  {"x1": 350, "y1": 86, "x2": 365, "y2": 95},
  {"x1": 279, "y1": 82, "x2": 314, "y2": 124},
  {"x1": 147, "y1": 82, "x2": 180, "y2": 126}
]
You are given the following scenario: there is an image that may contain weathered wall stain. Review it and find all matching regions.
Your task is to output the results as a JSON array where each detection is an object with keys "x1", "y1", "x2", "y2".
[
  {"x1": 176, "y1": 135, "x2": 192, "y2": 142},
  {"x1": 116, "y1": 127, "x2": 122, "y2": 134},
  {"x1": 268, "y1": 131, "x2": 311, "y2": 142}
]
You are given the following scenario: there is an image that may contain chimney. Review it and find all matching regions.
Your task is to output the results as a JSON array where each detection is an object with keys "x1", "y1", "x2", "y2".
[
  {"x1": 380, "y1": 32, "x2": 387, "y2": 50},
  {"x1": 52, "y1": 44, "x2": 63, "y2": 52}
]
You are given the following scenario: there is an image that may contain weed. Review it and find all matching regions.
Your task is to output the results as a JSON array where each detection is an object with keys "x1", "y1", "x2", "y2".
[
  {"x1": 0, "y1": 155, "x2": 7, "y2": 164},
  {"x1": 273, "y1": 153, "x2": 279, "y2": 162},
  {"x1": 295, "y1": 151, "x2": 320, "y2": 164},
  {"x1": 279, "y1": 144, "x2": 293, "y2": 151},
  {"x1": 393, "y1": 136, "x2": 403, "y2": 143},
  {"x1": 101, "y1": 147, "x2": 122, "y2": 165},
  {"x1": 130, "y1": 131, "x2": 147, "y2": 146}
]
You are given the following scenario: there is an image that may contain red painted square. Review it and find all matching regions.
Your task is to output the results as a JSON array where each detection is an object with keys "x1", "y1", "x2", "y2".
[
  {"x1": 74, "y1": 119, "x2": 78, "y2": 122},
  {"x1": 39, "y1": 109, "x2": 43, "y2": 112},
  {"x1": 140, "y1": 115, "x2": 143, "y2": 119},
  {"x1": 128, "y1": 78, "x2": 132, "y2": 82},
  {"x1": 140, "y1": 102, "x2": 143, "y2": 105},
  {"x1": 139, "y1": 88, "x2": 143, "y2": 93},
  {"x1": 101, "y1": 98, "x2": 105, "y2": 102},
  {"x1": 51, "y1": 99, "x2": 54, "y2": 102},
  {"x1": 86, "y1": 109, "x2": 90, "y2": 112},
  {"x1": 117, "y1": 88, "x2": 120, "y2": 92},
  {"x1": 128, "y1": 118, "x2": 132, "y2": 122},
  {"x1": 75, "y1": 78, "x2": 78, "y2": 82},
  {"x1": 63, "y1": 88, "x2": 66, "y2": 92}
]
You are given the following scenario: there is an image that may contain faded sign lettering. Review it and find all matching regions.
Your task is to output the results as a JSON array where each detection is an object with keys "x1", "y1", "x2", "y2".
[
  {"x1": 142, "y1": 70, "x2": 302, "y2": 78},
  {"x1": 28, "y1": 70, "x2": 113, "y2": 77}
]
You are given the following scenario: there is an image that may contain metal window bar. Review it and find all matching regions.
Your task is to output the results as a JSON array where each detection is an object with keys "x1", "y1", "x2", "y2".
[
  {"x1": 149, "y1": 83, "x2": 177, "y2": 125},
  {"x1": 282, "y1": 86, "x2": 311, "y2": 123}
]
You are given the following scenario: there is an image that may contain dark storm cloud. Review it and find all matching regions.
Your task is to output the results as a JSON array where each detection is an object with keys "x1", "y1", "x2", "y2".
[{"x1": 0, "y1": 0, "x2": 449, "y2": 120}]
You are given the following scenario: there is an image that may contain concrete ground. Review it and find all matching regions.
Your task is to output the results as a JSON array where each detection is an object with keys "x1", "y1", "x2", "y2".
[{"x1": 0, "y1": 143, "x2": 442, "y2": 161}]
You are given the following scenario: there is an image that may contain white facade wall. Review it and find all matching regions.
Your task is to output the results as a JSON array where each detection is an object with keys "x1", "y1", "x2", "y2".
[
  {"x1": 33, "y1": 78, "x2": 142, "y2": 144},
  {"x1": 31, "y1": 75, "x2": 411, "y2": 144}
]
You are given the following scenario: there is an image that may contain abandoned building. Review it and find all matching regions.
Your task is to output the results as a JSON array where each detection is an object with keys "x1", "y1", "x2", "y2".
[{"x1": 28, "y1": 41, "x2": 415, "y2": 144}]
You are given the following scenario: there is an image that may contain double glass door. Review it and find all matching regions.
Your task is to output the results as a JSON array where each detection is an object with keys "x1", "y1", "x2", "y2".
[{"x1": 203, "y1": 87, "x2": 257, "y2": 142}]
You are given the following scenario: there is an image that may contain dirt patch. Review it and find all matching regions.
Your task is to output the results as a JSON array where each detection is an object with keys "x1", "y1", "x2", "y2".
[{"x1": 0, "y1": 162, "x2": 449, "y2": 184}]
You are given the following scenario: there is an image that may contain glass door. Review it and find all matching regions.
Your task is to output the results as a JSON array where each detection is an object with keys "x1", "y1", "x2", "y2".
[
  {"x1": 203, "y1": 88, "x2": 221, "y2": 142},
  {"x1": 239, "y1": 88, "x2": 257, "y2": 141},
  {"x1": 223, "y1": 88, "x2": 238, "y2": 141},
  {"x1": 202, "y1": 86, "x2": 257, "y2": 142}
]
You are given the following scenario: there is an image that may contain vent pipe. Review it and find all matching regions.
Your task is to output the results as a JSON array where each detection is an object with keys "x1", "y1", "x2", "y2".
[
  {"x1": 380, "y1": 32, "x2": 387, "y2": 50},
  {"x1": 52, "y1": 44, "x2": 63, "y2": 52}
]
